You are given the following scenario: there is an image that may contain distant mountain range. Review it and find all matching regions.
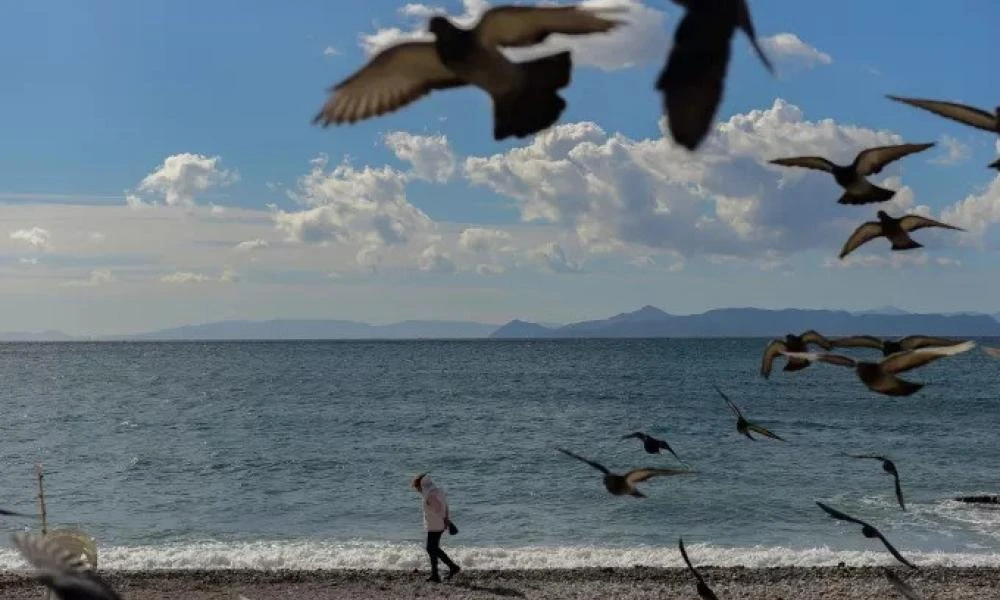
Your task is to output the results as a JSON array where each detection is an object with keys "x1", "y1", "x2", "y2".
[{"x1": 3, "y1": 307, "x2": 1000, "y2": 341}]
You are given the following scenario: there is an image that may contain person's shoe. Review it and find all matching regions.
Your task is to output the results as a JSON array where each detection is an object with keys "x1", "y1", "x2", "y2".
[
  {"x1": 426, "y1": 574, "x2": 441, "y2": 583},
  {"x1": 446, "y1": 565, "x2": 462, "y2": 580}
]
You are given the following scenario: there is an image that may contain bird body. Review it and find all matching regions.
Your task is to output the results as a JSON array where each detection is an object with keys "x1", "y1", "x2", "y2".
[
  {"x1": 770, "y1": 144, "x2": 935, "y2": 205},
  {"x1": 622, "y1": 432, "x2": 682, "y2": 461},
  {"x1": 838, "y1": 211, "x2": 963, "y2": 260},
  {"x1": 782, "y1": 340, "x2": 975, "y2": 397},
  {"x1": 556, "y1": 448, "x2": 695, "y2": 497},
  {"x1": 714, "y1": 386, "x2": 785, "y2": 441},
  {"x1": 761, "y1": 330, "x2": 832, "y2": 378}
]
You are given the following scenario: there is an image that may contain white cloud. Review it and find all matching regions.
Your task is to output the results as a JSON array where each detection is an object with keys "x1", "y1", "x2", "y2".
[
  {"x1": 323, "y1": 45, "x2": 340, "y2": 57},
  {"x1": 760, "y1": 33, "x2": 833, "y2": 68},
  {"x1": 824, "y1": 252, "x2": 930, "y2": 270},
  {"x1": 458, "y1": 227, "x2": 512, "y2": 253},
  {"x1": 417, "y1": 244, "x2": 457, "y2": 274},
  {"x1": 930, "y1": 135, "x2": 971, "y2": 166},
  {"x1": 234, "y1": 238, "x2": 269, "y2": 252},
  {"x1": 62, "y1": 269, "x2": 116, "y2": 288},
  {"x1": 475, "y1": 263, "x2": 506, "y2": 276},
  {"x1": 359, "y1": 0, "x2": 666, "y2": 71},
  {"x1": 161, "y1": 271, "x2": 213, "y2": 284},
  {"x1": 383, "y1": 132, "x2": 456, "y2": 183},
  {"x1": 941, "y1": 175, "x2": 1000, "y2": 237},
  {"x1": 219, "y1": 268, "x2": 240, "y2": 283},
  {"x1": 126, "y1": 153, "x2": 238, "y2": 207},
  {"x1": 10, "y1": 227, "x2": 51, "y2": 250},
  {"x1": 531, "y1": 241, "x2": 582, "y2": 273},
  {"x1": 88, "y1": 232, "x2": 106, "y2": 243},
  {"x1": 18, "y1": 257, "x2": 39, "y2": 266}
]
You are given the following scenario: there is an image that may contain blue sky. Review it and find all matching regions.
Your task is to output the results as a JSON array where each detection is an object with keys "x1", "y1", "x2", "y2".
[{"x1": 0, "y1": 0, "x2": 998, "y2": 335}]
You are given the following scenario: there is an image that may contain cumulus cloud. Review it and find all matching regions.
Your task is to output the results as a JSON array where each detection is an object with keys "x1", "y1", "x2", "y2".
[
  {"x1": 323, "y1": 46, "x2": 340, "y2": 57},
  {"x1": 941, "y1": 175, "x2": 1000, "y2": 237},
  {"x1": 161, "y1": 269, "x2": 239, "y2": 284},
  {"x1": 531, "y1": 241, "x2": 582, "y2": 273},
  {"x1": 458, "y1": 227, "x2": 512, "y2": 253},
  {"x1": 464, "y1": 98, "x2": 911, "y2": 264},
  {"x1": 126, "y1": 153, "x2": 238, "y2": 207},
  {"x1": 234, "y1": 238, "x2": 269, "y2": 252},
  {"x1": 62, "y1": 269, "x2": 116, "y2": 288},
  {"x1": 88, "y1": 232, "x2": 106, "y2": 243},
  {"x1": 760, "y1": 33, "x2": 833, "y2": 68},
  {"x1": 359, "y1": 0, "x2": 667, "y2": 71},
  {"x1": 384, "y1": 132, "x2": 456, "y2": 183},
  {"x1": 930, "y1": 135, "x2": 971, "y2": 166},
  {"x1": 10, "y1": 227, "x2": 51, "y2": 250},
  {"x1": 418, "y1": 244, "x2": 457, "y2": 273}
]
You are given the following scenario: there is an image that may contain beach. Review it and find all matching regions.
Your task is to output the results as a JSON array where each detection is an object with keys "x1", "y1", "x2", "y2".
[{"x1": 1, "y1": 567, "x2": 998, "y2": 599}]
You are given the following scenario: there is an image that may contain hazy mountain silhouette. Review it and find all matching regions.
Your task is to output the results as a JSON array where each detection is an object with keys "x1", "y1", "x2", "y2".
[{"x1": 122, "y1": 319, "x2": 500, "y2": 340}]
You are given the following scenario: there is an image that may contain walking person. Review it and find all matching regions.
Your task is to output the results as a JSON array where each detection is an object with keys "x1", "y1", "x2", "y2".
[{"x1": 412, "y1": 473, "x2": 461, "y2": 583}]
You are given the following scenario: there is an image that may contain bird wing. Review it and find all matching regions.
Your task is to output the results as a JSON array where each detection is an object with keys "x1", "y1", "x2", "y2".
[
  {"x1": 854, "y1": 143, "x2": 935, "y2": 176},
  {"x1": 879, "y1": 341, "x2": 976, "y2": 375},
  {"x1": 312, "y1": 42, "x2": 465, "y2": 126},
  {"x1": 760, "y1": 339, "x2": 787, "y2": 379},
  {"x1": 781, "y1": 351, "x2": 858, "y2": 368},
  {"x1": 989, "y1": 157, "x2": 1000, "y2": 171},
  {"x1": 556, "y1": 447, "x2": 610, "y2": 475},
  {"x1": 746, "y1": 421, "x2": 785, "y2": 442},
  {"x1": 474, "y1": 6, "x2": 622, "y2": 48},
  {"x1": 873, "y1": 530, "x2": 919, "y2": 570},
  {"x1": 839, "y1": 221, "x2": 884, "y2": 259},
  {"x1": 983, "y1": 346, "x2": 1000, "y2": 360},
  {"x1": 678, "y1": 537, "x2": 706, "y2": 583},
  {"x1": 800, "y1": 330, "x2": 832, "y2": 350},
  {"x1": 0, "y1": 507, "x2": 31, "y2": 517},
  {"x1": 816, "y1": 501, "x2": 870, "y2": 526},
  {"x1": 897, "y1": 336, "x2": 962, "y2": 351},
  {"x1": 735, "y1": 0, "x2": 774, "y2": 74},
  {"x1": 624, "y1": 468, "x2": 696, "y2": 484},
  {"x1": 887, "y1": 96, "x2": 998, "y2": 133},
  {"x1": 769, "y1": 156, "x2": 836, "y2": 173},
  {"x1": 713, "y1": 385, "x2": 743, "y2": 419},
  {"x1": 831, "y1": 335, "x2": 884, "y2": 350},
  {"x1": 893, "y1": 472, "x2": 906, "y2": 511},
  {"x1": 898, "y1": 215, "x2": 964, "y2": 233},
  {"x1": 12, "y1": 533, "x2": 122, "y2": 600},
  {"x1": 883, "y1": 569, "x2": 923, "y2": 600},
  {"x1": 658, "y1": 439, "x2": 683, "y2": 462},
  {"x1": 843, "y1": 453, "x2": 890, "y2": 462},
  {"x1": 621, "y1": 432, "x2": 645, "y2": 441}
]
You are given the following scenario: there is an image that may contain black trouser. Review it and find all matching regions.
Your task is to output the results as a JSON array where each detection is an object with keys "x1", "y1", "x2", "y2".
[{"x1": 426, "y1": 530, "x2": 458, "y2": 576}]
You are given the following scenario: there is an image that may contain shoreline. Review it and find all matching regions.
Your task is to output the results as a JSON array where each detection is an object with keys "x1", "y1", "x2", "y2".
[{"x1": 1, "y1": 566, "x2": 998, "y2": 599}]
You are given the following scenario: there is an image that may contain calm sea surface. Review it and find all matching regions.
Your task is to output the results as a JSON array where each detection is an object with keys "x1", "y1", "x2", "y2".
[{"x1": 0, "y1": 339, "x2": 998, "y2": 570}]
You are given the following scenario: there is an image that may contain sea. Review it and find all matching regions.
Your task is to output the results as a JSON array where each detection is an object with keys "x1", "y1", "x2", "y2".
[{"x1": 0, "y1": 339, "x2": 998, "y2": 571}]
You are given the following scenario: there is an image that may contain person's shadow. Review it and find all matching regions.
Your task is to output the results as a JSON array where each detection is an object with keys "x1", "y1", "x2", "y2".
[{"x1": 453, "y1": 581, "x2": 526, "y2": 598}]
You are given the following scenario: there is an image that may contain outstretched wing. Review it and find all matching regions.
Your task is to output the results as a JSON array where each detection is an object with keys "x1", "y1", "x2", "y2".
[
  {"x1": 781, "y1": 351, "x2": 858, "y2": 368},
  {"x1": 678, "y1": 537, "x2": 706, "y2": 583},
  {"x1": 621, "y1": 432, "x2": 645, "y2": 441},
  {"x1": 897, "y1": 336, "x2": 962, "y2": 351},
  {"x1": 769, "y1": 156, "x2": 836, "y2": 173},
  {"x1": 854, "y1": 143, "x2": 935, "y2": 176},
  {"x1": 843, "y1": 453, "x2": 890, "y2": 462},
  {"x1": 879, "y1": 341, "x2": 976, "y2": 375},
  {"x1": 475, "y1": 5, "x2": 622, "y2": 48},
  {"x1": 624, "y1": 468, "x2": 696, "y2": 484},
  {"x1": 760, "y1": 339, "x2": 787, "y2": 379},
  {"x1": 898, "y1": 215, "x2": 964, "y2": 234},
  {"x1": 831, "y1": 335, "x2": 884, "y2": 350},
  {"x1": 0, "y1": 507, "x2": 32, "y2": 517},
  {"x1": 312, "y1": 42, "x2": 465, "y2": 126},
  {"x1": 873, "y1": 530, "x2": 919, "y2": 570},
  {"x1": 746, "y1": 421, "x2": 785, "y2": 442},
  {"x1": 799, "y1": 330, "x2": 832, "y2": 350},
  {"x1": 883, "y1": 568, "x2": 923, "y2": 600},
  {"x1": 713, "y1": 385, "x2": 743, "y2": 419},
  {"x1": 658, "y1": 439, "x2": 683, "y2": 462},
  {"x1": 815, "y1": 501, "x2": 869, "y2": 527},
  {"x1": 12, "y1": 533, "x2": 121, "y2": 600},
  {"x1": 839, "y1": 221, "x2": 884, "y2": 259},
  {"x1": 735, "y1": 0, "x2": 774, "y2": 74},
  {"x1": 887, "y1": 95, "x2": 999, "y2": 133},
  {"x1": 556, "y1": 447, "x2": 610, "y2": 475},
  {"x1": 893, "y1": 472, "x2": 906, "y2": 511}
]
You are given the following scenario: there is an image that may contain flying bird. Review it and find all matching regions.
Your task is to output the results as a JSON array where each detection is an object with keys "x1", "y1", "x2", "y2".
[
  {"x1": 830, "y1": 335, "x2": 963, "y2": 357},
  {"x1": 621, "y1": 432, "x2": 683, "y2": 462},
  {"x1": 714, "y1": 386, "x2": 785, "y2": 441},
  {"x1": 838, "y1": 211, "x2": 963, "y2": 260},
  {"x1": 12, "y1": 532, "x2": 122, "y2": 600},
  {"x1": 815, "y1": 502, "x2": 918, "y2": 570},
  {"x1": 843, "y1": 453, "x2": 906, "y2": 510},
  {"x1": 769, "y1": 143, "x2": 935, "y2": 205},
  {"x1": 656, "y1": 0, "x2": 774, "y2": 151},
  {"x1": 760, "y1": 330, "x2": 832, "y2": 379},
  {"x1": 887, "y1": 95, "x2": 998, "y2": 170},
  {"x1": 884, "y1": 568, "x2": 923, "y2": 600},
  {"x1": 0, "y1": 507, "x2": 32, "y2": 517},
  {"x1": 313, "y1": 5, "x2": 622, "y2": 140},
  {"x1": 782, "y1": 341, "x2": 976, "y2": 397},
  {"x1": 555, "y1": 448, "x2": 695, "y2": 497},
  {"x1": 678, "y1": 538, "x2": 720, "y2": 600}
]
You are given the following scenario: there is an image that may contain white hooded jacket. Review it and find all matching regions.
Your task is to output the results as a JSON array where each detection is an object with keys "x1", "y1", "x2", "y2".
[{"x1": 419, "y1": 475, "x2": 449, "y2": 532}]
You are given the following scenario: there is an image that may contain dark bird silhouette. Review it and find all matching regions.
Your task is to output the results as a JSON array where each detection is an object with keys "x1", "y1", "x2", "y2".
[
  {"x1": 884, "y1": 568, "x2": 923, "y2": 600},
  {"x1": 782, "y1": 340, "x2": 975, "y2": 397},
  {"x1": 656, "y1": 0, "x2": 774, "y2": 151},
  {"x1": 887, "y1": 95, "x2": 998, "y2": 170},
  {"x1": 830, "y1": 335, "x2": 963, "y2": 357},
  {"x1": 838, "y1": 211, "x2": 963, "y2": 260},
  {"x1": 714, "y1": 386, "x2": 785, "y2": 441},
  {"x1": 760, "y1": 330, "x2": 832, "y2": 379},
  {"x1": 0, "y1": 507, "x2": 32, "y2": 517},
  {"x1": 621, "y1": 432, "x2": 682, "y2": 462},
  {"x1": 769, "y1": 143, "x2": 934, "y2": 205},
  {"x1": 843, "y1": 453, "x2": 906, "y2": 510},
  {"x1": 954, "y1": 494, "x2": 1000, "y2": 505},
  {"x1": 313, "y1": 5, "x2": 621, "y2": 140},
  {"x1": 678, "y1": 538, "x2": 720, "y2": 600},
  {"x1": 815, "y1": 502, "x2": 918, "y2": 570},
  {"x1": 12, "y1": 532, "x2": 122, "y2": 600},
  {"x1": 555, "y1": 448, "x2": 695, "y2": 498}
]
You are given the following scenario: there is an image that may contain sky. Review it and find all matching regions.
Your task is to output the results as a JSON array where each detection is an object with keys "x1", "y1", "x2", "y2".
[{"x1": 0, "y1": 0, "x2": 998, "y2": 336}]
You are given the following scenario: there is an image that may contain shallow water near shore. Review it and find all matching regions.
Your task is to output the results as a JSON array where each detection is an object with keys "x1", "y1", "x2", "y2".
[{"x1": 1, "y1": 339, "x2": 998, "y2": 570}]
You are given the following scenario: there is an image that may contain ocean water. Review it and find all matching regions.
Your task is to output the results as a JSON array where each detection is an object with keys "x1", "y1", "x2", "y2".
[{"x1": 0, "y1": 339, "x2": 999, "y2": 571}]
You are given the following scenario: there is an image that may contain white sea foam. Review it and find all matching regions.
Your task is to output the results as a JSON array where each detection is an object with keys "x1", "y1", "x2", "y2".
[{"x1": 0, "y1": 541, "x2": 999, "y2": 571}]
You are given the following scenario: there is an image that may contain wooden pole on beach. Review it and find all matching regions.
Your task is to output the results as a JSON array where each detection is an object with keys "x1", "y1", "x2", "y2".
[{"x1": 35, "y1": 462, "x2": 50, "y2": 600}]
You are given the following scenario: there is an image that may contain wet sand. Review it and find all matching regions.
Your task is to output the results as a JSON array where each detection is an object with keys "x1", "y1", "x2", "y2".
[{"x1": 1, "y1": 567, "x2": 998, "y2": 599}]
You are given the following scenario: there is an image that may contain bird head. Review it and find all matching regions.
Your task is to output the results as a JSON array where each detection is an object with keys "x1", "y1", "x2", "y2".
[
  {"x1": 428, "y1": 16, "x2": 457, "y2": 37},
  {"x1": 876, "y1": 210, "x2": 890, "y2": 221}
]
